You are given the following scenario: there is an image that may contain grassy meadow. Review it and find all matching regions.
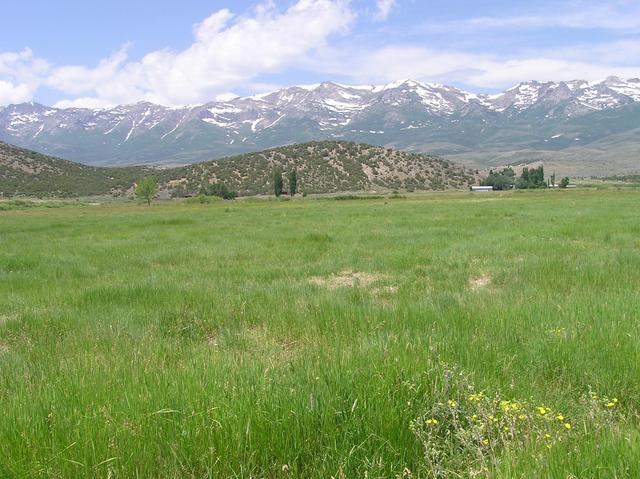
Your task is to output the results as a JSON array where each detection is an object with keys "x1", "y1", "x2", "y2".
[{"x1": 1, "y1": 189, "x2": 639, "y2": 478}]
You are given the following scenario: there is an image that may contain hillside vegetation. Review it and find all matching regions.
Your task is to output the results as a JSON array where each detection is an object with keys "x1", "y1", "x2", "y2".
[
  {"x1": 0, "y1": 140, "x2": 477, "y2": 198},
  {"x1": 0, "y1": 142, "x2": 151, "y2": 197},
  {"x1": 176, "y1": 141, "x2": 478, "y2": 196}
]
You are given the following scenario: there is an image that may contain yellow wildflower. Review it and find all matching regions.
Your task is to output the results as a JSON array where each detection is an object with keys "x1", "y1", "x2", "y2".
[
  {"x1": 555, "y1": 415, "x2": 564, "y2": 421},
  {"x1": 425, "y1": 418, "x2": 439, "y2": 426},
  {"x1": 564, "y1": 423, "x2": 572, "y2": 430}
]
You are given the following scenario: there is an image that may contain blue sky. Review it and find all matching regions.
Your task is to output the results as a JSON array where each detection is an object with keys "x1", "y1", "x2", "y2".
[{"x1": 1, "y1": 0, "x2": 639, "y2": 107}]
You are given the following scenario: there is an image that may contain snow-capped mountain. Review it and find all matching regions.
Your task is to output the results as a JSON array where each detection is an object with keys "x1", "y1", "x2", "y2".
[{"x1": 1, "y1": 77, "x2": 639, "y2": 171}]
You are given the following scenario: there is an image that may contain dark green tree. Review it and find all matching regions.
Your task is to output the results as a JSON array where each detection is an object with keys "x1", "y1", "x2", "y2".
[
  {"x1": 273, "y1": 169, "x2": 283, "y2": 197},
  {"x1": 560, "y1": 177, "x2": 570, "y2": 188},
  {"x1": 516, "y1": 166, "x2": 546, "y2": 189},
  {"x1": 481, "y1": 167, "x2": 515, "y2": 190},
  {"x1": 288, "y1": 169, "x2": 298, "y2": 196},
  {"x1": 135, "y1": 176, "x2": 157, "y2": 206}
]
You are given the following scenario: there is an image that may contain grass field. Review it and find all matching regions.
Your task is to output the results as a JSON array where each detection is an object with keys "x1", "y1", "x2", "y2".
[{"x1": 1, "y1": 190, "x2": 639, "y2": 478}]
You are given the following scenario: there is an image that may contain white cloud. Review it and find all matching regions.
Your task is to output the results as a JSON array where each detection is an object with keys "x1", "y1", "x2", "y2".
[
  {"x1": 1, "y1": 0, "x2": 639, "y2": 107},
  {"x1": 53, "y1": 97, "x2": 117, "y2": 110},
  {"x1": 47, "y1": 0, "x2": 355, "y2": 107},
  {"x1": 373, "y1": 0, "x2": 396, "y2": 22},
  {"x1": 306, "y1": 43, "x2": 640, "y2": 89},
  {"x1": 0, "y1": 49, "x2": 49, "y2": 105},
  {"x1": 0, "y1": 80, "x2": 32, "y2": 105}
]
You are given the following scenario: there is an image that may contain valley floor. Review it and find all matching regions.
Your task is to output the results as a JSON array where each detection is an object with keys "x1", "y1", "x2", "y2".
[{"x1": 1, "y1": 190, "x2": 639, "y2": 477}]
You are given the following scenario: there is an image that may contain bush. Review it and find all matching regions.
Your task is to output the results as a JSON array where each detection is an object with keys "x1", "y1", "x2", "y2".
[{"x1": 203, "y1": 183, "x2": 237, "y2": 200}]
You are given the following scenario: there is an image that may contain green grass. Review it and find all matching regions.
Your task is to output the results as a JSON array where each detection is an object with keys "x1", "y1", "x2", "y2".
[
  {"x1": 1, "y1": 189, "x2": 639, "y2": 478},
  {"x1": 0, "y1": 199, "x2": 91, "y2": 211}
]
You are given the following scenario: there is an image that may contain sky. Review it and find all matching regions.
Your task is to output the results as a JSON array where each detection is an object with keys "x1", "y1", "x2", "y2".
[{"x1": 1, "y1": 0, "x2": 639, "y2": 108}]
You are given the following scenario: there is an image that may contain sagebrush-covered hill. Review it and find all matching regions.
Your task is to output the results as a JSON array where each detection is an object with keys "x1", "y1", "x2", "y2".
[{"x1": 0, "y1": 140, "x2": 478, "y2": 197}]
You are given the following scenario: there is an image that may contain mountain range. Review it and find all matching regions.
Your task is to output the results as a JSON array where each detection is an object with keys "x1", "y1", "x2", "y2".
[{"x1": 1, "y1": 77, "x2": 639, "y2": 175}]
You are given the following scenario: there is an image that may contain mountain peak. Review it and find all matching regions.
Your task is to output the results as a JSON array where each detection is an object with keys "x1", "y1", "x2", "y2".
[{"x1": 2, "y1": 76, "x2": 639, "y2": 170}]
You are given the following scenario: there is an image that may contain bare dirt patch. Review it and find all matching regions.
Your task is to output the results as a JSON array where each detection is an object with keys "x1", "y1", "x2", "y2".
[
  {"x1": 469, "y1": 273, "x2": 492, "y2": 291},
  {"x1": 372, "y1": 285, "x2": 399, "y2": 296},
  {"x1": 309, "y1": 270, "x2": 387, "y2": 289}
]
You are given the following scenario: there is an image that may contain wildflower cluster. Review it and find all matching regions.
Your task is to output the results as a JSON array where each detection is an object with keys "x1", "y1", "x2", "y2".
[
  {"x1": 410, "y1": 371, "x2": 577, "y2": 478},
  {"x1": 545, "y1": 327, "x2": 567, "y2": 337},
  {"x1": 583, "y1": 391, "x2": 624, "y2": 433}
]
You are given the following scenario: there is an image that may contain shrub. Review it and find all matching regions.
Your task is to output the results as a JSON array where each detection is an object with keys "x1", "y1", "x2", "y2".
[{"x1": 204, "y1": 183, "x2": 237, "y2": 200}]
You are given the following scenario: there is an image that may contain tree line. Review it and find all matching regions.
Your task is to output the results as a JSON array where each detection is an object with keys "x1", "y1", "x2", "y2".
[
  {"x1": 481, "y1": 166, "x2": 570, "y2": 190},
  {"x1": 135, "y1": 168, "x2": 301, "y2": 206}
]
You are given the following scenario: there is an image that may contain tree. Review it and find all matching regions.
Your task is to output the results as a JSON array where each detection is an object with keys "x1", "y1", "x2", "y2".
[
  {"x1": 273, "y1": 169, "x2": 283, "y2": 197},
  {"x1": 516, "y1": 166, "x2": 546, "y2": 189},
  {"x1": 288, "y1": 169, "x2": 298, "y2": 196},
  {"x1": 136, "y1": 176, "x2": 157, "y2": 206},
  {"x1": 560, "y1": 177, "x2": 570, "y2": 188},
  {"x1": 481, "y1": 167, "x2": 515, "y2": 190}
]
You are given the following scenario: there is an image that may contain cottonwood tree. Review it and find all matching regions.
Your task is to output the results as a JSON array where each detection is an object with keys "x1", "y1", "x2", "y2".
[{"x1": 136, "y1": 176, "x2": 158, "y2": 206}]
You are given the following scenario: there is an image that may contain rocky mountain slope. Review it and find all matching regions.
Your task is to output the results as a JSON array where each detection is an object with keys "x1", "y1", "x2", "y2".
[
  {"x1": 0, "y1": 140, "x2": 477, "y2": 198},
  {"x1": 1, "y1": 77, "x2": 639, "y2": 174}
]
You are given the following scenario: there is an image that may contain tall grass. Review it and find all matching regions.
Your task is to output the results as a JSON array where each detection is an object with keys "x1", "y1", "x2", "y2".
[{"x1": 0, "y1": 190, "x2": 638, "y2": 477}]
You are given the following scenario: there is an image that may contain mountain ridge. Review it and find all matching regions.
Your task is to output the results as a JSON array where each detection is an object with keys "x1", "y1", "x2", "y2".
[{"x1": 1, "y1": 77, "x2": 639, "y2": 175}]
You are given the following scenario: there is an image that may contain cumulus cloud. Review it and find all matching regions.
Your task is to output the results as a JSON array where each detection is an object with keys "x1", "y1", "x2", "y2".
[
  {"x1": 373, "y1": 0, "x2": 396, "y2": 22},
  {"x1": 1, "y1": 0, "x2": 639, "y2": 107},
  {"x1": 47, "y1": 0, "x2": 355, "y2": 107},
  {"x1": 0, "y1": 49, "x2": 49, "y2": 105}
]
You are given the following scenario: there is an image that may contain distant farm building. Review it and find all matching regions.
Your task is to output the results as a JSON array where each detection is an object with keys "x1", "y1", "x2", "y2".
[{"x1": 471, "y1": 186, "x2": 494, "y2": 192}]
